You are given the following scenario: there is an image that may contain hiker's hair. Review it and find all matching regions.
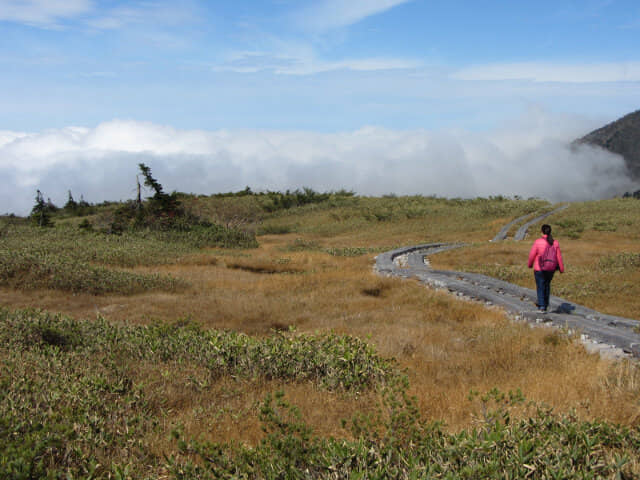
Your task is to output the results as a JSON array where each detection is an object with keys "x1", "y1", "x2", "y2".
[{"x1": 541, "y1": 224, "x2": 554, "y2": 245}]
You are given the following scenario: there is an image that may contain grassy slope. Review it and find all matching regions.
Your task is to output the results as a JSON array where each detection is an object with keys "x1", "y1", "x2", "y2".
[
  {"x1": 1, "y1": 195, "x2": 640, "y2": 478},
  {"x1": 433, "y1": 198, "x2": 640, "y2": 318}
]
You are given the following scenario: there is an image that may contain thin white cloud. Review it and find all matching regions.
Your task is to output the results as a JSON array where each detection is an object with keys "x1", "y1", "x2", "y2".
[
  {"x1": 216, "y1": 50, "x2": 421, "y2": 75},
  {"x1": 0, "y1": 0, "x2": 92, "y2": 26},
  {"x1": 1, "y1": 111, "x2": 636, "y2": 216},
  {"x1": 86, "y1": 5, "x2": 144, "y2": 30},
  {"x1": 452, "y1": 61, "x2": 640, "y2": 83},
  {"x1": 78, "y1": 71, "x2": 116, "y2": 78},
  {"x1": 85, "y1": 1, "x2": 196, "y2": 30},
  {"x1": 293, "y1": 0, "x2": 413, "y2": 31}
]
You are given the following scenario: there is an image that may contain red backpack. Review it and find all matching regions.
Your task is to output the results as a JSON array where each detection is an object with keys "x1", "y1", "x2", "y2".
[{"x1": 539, "y1": 242, "x2": 558, "y2": 271}]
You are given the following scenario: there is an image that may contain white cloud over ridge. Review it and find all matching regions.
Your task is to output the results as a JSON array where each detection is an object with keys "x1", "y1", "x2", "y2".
[{"x1": 1, "y1": 112, "x2": 636, "y2": 216}]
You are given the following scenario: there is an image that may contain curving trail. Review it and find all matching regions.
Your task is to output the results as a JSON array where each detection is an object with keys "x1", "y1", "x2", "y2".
[
  {"x1": 375, "y1": 208, "x2": 640, "y2": 359},
  {"x1": 491, "y1": 212, "x2": 535, "y2": 242},
  {"x1": 491, "y1": 205, "x2": 569, "y2": 242},
  {"x1": 513, "y1": 205, "x2": 569, "y2": 241}
]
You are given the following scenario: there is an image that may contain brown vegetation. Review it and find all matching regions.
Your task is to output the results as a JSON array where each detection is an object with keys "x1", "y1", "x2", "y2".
[{"x1": 2, "y1": 196, "x2": 639, "y2": 451}]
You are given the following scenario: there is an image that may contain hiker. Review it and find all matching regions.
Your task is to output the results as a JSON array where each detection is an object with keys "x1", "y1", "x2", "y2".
[{"x1": 528, "y1": 224, "x2": 564, "y2": 312}]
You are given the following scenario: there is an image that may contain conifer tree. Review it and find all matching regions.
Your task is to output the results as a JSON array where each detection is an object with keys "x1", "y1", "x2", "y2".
[
  {"x1": 137, "y1": 163, "x2": 181, "y2": 221},
  {"x1": 30, "y1": 189, "x2": 53, "y2": 227},
  {"x1": 64, "y1": 190, "x2": 78, "y2": 212}
]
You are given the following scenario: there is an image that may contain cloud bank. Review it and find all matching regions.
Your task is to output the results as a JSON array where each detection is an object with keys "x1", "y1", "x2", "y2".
[{"x1": 1, "y1": 111, "x2": 636, "y2": 216}]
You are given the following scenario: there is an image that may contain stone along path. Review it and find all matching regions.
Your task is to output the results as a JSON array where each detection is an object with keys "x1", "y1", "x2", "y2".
[{"x1": 375, "y1": 208, "x2": 640, "y2": 359}]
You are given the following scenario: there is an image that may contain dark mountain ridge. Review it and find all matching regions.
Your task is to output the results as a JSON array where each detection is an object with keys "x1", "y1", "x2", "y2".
[{"x1": 575, "y1": 109, "x2": 640, "y2": 180}]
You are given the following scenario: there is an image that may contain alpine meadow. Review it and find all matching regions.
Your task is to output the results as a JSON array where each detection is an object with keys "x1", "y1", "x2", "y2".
[
  {"x1": 4, "y1": 0, "x2": 640, "y2": 478},
  {"x1": 2, "y1": 183, "x2": 640, "y2": 478}
]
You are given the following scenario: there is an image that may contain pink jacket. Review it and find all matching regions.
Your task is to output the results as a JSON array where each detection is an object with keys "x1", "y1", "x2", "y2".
[{"x1": 528, "y1": 235, "x2": 564, "y2": 272}]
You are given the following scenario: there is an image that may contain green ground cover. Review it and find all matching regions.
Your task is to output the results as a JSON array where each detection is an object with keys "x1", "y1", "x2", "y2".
[
  {"x1": 171, "y1": 387, "x2": 640, "y2": 479},
  {"x1": 257, "y1": 195, "x2": 548, "y2": 243},
  {"x1": 2, "y1": 308, "x2": 638, "y2": 479},
  {"x1": 0, "y1": 308, "x2": 395, "y2": 479},
  {"x1": 0, "y1": 222, "x2": 256, "y2": 295}
]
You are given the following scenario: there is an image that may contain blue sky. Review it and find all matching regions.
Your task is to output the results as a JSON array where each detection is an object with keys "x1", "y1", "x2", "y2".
[
  {"x1": 1, "y1": 0, "x2": 639, "y2": 214},
  {"x1": 1, "y1": 0, "x2": 639, "y2": 131}
]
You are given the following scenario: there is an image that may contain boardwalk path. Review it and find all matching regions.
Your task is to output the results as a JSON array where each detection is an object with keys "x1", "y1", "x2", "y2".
[
  {"x1": 491, "y1": 205, "x2": 569, "y2": 242},
  {"x1": 375, "y1": 207, "x2": 640, "y2": 359}
]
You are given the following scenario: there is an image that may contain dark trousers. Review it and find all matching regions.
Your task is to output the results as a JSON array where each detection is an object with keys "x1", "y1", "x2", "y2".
[{"x1": 534, "y1": 270, "x2": 555, "y2": 310}]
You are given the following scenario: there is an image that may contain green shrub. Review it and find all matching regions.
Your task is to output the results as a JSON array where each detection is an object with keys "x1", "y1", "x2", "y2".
[
  {"x1": 169, "y1": 385, "x2": 640, "y2": 479},
  {"x1": 259, "y1": 188, "x2": 333, "y2": 212},
  {"x1": 258, "y1": 224, "x2": 294, "y2": 235},
  {"x1": 3, "y1": 308, "x2": 640, "y2": 479},
  {"x1": 0, "y1": 308, "x2": 397, "y2": 478},
  {"x1": 1, "y1": 309, "x2": 395, "y2": 391},
  {"x1": 556, "y1": 218, "x2": 585, "y2": 239},
  {"x1": 598, "y1": 252, "x2": 640, "y2": 273},
  {"x1": 0, "y1": 222, "x2": 257, "y2": 294},
  {"x1": 0, "y1": 249, "x2": 186, "y2": 295}
]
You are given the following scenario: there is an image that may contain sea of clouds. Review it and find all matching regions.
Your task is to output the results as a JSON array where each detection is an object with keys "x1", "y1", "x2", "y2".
[{"x1": 1, "y1": 110, "x2": 637, "y2": 216}]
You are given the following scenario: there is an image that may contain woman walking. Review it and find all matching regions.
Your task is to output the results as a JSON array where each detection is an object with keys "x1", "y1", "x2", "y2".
[{"x1": 528, "y1": 224, "x2": 564, "y2": 312}]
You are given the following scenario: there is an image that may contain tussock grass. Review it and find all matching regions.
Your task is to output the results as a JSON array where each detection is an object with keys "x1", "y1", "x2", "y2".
[
  {"x1": 226, "y1": 257, "x2": 307, "y2": 275},
  {"x1": 360, "y1": 277, "x2": 396, "y2": 298}
]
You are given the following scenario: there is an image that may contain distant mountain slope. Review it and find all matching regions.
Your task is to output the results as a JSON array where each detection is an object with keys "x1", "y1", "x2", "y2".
[{"x1": 575, "y1": 110, "x2": 640, "y2": 179}]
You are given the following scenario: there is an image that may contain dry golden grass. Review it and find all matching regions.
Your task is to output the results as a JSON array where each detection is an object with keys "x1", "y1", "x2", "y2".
[
  {"x1": 433, "y1": 237, "x2": 640, "y2": 318},
  {"x1": 2, "y1": 198, "x2": 640, "y2": 446},
  {"x1": 141, "y1": 373, "x2": 378, "y2": 454}
]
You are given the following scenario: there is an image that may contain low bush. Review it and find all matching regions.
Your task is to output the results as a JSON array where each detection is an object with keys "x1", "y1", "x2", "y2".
[
  {"x1": 258, "y1": 224, "x2": 295, "y2": 235},
  {"x1": 169, "y1": 386, "x2": 640, "y2": 479},
  {"x1": 3, "y1": 308, "x2": 640, "y2": 478},
  {"x1": 597, "y1": 252, "x2": 640, "y2": 273},
  {"x1": 0, "y1": 222, "x2": 257, "y2": 294},
  {"x1": 1, "y1": 224, "x2": 254, "y2": 268},
  {"x1": 0, "y1": 250, "x2": 185, "y2": 294},
  {"x1": 258, "y1": 188, "x2": 354, "y2": 213},
  {"x1": 3, "y1": 308, "x2": 396, "y2": 390},
  {"x1": 555, "y1": 218, "x2": 585, "y2": 239},
  {"x1": 0, "y1": 308, "x2": 396, "y2": 478}
]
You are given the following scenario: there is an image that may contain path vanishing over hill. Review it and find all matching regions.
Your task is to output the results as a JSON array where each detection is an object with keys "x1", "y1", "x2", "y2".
[
  {"x1": 375, "y1": 207, "x2": 640, "y2": 359},
  {"x1": 491, "y1": 205, "x2": 569, "y2": 242}
]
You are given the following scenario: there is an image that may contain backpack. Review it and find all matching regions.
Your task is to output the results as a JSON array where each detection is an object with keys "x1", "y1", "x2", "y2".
[{"x1": 538, "y1": 242, "x2": 558, "y2": 271}]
